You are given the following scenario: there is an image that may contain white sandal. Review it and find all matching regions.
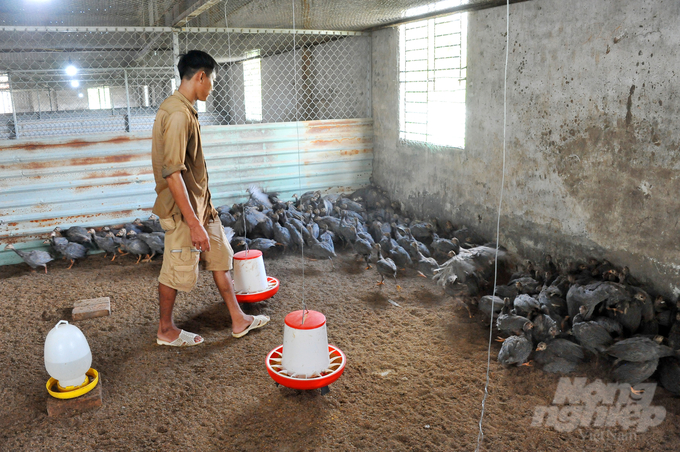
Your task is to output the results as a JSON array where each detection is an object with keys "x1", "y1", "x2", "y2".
[
  {"x1": 156, "y1": 329, "x2": 204, "y2": 346},
  {"x1": 232, "y1": 315, "x2": 270, "y2": 338}
]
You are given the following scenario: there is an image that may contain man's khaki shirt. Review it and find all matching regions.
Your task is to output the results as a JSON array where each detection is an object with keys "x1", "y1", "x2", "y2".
[{"x1": 151, "y1": 90, "x2": 217, "y2": 224}]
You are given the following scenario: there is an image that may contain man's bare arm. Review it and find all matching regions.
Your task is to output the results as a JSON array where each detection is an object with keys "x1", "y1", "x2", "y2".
[{"x1": 165, "y1": 171, "x2": 211, "y2": 252}]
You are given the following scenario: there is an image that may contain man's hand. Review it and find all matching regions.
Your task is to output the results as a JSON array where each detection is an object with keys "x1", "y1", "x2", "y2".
[
  {"x1": 189, "y1": 223, "x2": 211, "y2": 252},
  {"x1": 165, "y1": 171, "x2": 210, "y2": 252}
]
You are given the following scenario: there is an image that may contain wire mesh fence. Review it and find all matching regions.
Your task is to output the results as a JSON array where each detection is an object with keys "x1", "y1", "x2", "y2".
[{"x1": 0, "y1": 27, "x2": 371, "y2": 139}]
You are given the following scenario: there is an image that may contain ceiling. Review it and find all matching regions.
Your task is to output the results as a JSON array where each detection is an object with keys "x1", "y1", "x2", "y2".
[{"x1": 0, "y1": 0, "x2": 503, "y2": 30}]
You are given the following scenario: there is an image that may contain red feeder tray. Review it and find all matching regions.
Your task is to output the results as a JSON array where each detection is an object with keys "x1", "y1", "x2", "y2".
[
  {"x1": 235, "y1": 276, "x2": 280, "y2": 303},
  {"x1": 265, "y1": 344, "x2": 346, "y2": 391}
]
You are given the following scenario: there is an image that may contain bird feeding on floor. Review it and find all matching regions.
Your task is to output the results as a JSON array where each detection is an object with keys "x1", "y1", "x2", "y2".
[
  {"x1": 266, "y1": 310, "x2": 346, "y2": 394},
  {"x1": 44, "y1": 320, "x2": 99, "y2": 399},
  {"x1": 232, "y1": 249, "x2": 280, "y2": 303}
]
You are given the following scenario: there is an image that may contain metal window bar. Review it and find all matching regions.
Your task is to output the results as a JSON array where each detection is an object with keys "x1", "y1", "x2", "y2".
[
  {"x1": 0, "y1": 28, "x2": 371, "y2": 139},
  {"x1": 399, "y1": 11, "x2": 467, "y2": 148}
]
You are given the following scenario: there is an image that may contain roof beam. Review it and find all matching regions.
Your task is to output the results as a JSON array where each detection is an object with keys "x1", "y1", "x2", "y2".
[
  {"x1": 364, "y1": 0, "x2": 532, "y2": 32},
  {"x1": 164, "y1": 0, "x2": 222, "y2": 27}
]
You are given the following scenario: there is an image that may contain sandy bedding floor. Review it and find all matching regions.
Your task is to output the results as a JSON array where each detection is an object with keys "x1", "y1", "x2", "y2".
[{"x1": 1, "y1": 250, "x2": 679, "y2": 451}]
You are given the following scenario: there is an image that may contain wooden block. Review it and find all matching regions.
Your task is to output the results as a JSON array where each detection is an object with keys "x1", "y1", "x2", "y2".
[
  {"x1": 46, "y1": 379, "x2": 102, "y2": 417},
  {"x1": 72, "y1": 297, "x2": 111, "y2": 321}
]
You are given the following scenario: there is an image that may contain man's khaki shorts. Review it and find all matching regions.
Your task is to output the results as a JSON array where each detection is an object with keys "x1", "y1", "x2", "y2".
[{"x1": 158, "y1": 214, "x2": 233, "y2": 292}]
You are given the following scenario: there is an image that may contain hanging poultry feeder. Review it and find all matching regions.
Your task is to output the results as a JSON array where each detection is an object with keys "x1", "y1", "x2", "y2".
[
  {"x1": 44, "y1": 321, "x2": 99, "y2": 399},
  {"x1": 232, "y1": 249, "x2": 280, "y2": 303},
  {"x1": 265, "y1": 310, "x2": 346, "y2": 394}
]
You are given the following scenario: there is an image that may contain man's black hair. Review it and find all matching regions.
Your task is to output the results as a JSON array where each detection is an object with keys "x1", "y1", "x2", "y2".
[{"x1": 177, "y1": 50, "x2": 218, "y2": 80}]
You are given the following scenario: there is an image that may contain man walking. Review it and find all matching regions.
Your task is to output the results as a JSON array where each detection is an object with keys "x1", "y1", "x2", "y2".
[{"x1": 151, "y1": 50, "x2": 269, "y2": 346}]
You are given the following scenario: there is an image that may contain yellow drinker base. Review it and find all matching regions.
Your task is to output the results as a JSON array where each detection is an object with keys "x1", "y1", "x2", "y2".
[{"x1": 46, "y1": 368, "x2": 99, "y2": 399}]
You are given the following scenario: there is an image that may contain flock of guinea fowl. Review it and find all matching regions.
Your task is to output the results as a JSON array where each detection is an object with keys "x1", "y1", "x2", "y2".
[{"x1": 4, "y1": 184, "x2": 680, "y2": 395}]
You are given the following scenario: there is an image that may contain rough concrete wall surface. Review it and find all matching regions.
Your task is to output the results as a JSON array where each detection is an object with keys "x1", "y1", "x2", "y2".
[{"x1": 372, "y1": 0, "x2": 680, "y2": 296}]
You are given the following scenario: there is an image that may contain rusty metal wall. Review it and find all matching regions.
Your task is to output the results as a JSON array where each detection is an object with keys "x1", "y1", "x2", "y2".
[{"x1": 0, "y1": 118, "x2": 373, "y2": 266}]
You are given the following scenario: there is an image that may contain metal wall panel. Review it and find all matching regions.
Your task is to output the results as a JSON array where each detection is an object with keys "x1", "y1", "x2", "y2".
[{"x1": 0, "y1": 118, "x2": 373, "y2": 266}]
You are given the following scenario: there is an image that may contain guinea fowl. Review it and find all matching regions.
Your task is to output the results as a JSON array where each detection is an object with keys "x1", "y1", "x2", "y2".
[
  {"x1": 571, "y1": 305, "x2": 614, "y2": 354},
  {"x1": 535, "y1": 339, "x2": 585, "y2": 364},
  {"x1": 357, "y1": 231, "x2": 375, "y2": 245},
  {"x1": 272, "y1": 222, "x2": 292, "y2": 250},
  {"x1": 220, "y1": 211, "x2": 237, "y2": 228},
  {"x1": 49, "y1": 231, "x2": 87, "y2": 269},
  {"x1": 513, "y1": 277, "x2": 542, "y2": 295},
  {"x1": 412, "y1": 243, "x2": 439, "y2": 278},
  {"x1": 305, "y1": 225, "x2": 336, "y2": 261},
  {"x1": 45, "y1": 232, "x2": 69, "y2": 257},
  {"x1": 388, "y1": 242, "x2": 412, "y2": 269},
  {"x1": 513, "y1": 294, "x2": 541, "y2": 318},
  {"x1": 592, "y1": 316, "x2": 624, "y2": 338},
  {"x1": 532, "y1": 305, "x2": 559, "y2": 343},
  {"x1": 668, "y1": 313, "x2": 680, "y2": 351},
  {"x1": 337, "y1": 216, "x2": 358, "y2": 248},
  {"x1": 534, "y1": 339, "x2": 584, "y2": 374},
  {"x1": 430, "y1": 233, "x2": 459, "y2": 257},
  {"x1": 409, "y1": 221, "x2": 434, "y2": 241},
  {"x1": 605, "y1": 336, "x2": 676, "y2": 363},
  {"x1": 538, "y1": 283, "x2": 568, "y2": 317},
  {"x1": 498, "y1": 322, "x2": 534, "y2": 367},
  {"x1": 476, "y1": 295, "x2": 503, "y2": 320},
  {"x1": 284, "y1": 222, "x2": 304, "y2": 250},
  {"x1": 374, "y1": 244, "x2": 398, "y2": 289},
  {"x1": 120, "y1": 231, "x2": 151, "y2": 264},
  {"x1": 353, "y1": 237, "x2": 373, "y2": 269},
  {"x1": 496, "y1": 298, "x2": 533, "y2": 338},
  {"x1": 658, "y1": 357, "x2": 680, "y2": 395},
  {"x1": 611, "y1": 359, "x2": 659, "y2": 394},
  {"x1": 89, "y1": 229, "x2": 120, "y2": 260},
  {"x1": 566, "y1": 281, "x2": 623, "y2": 320},
  {"x1": 404, "y1": 229, "x2": 431, "y2": 260},
  {"x1": 5, "y1": 244, "x2": 53, "y2": 273},
  {"x1": 54, "y1": 226, "x2": 92, "y2": 246},
  {"x1": 141, "y1": 215, "x2": 164, "y2": 233},
  {"x1": 137, "y1": 232, "x2": 165, "y2": 261},
  {"x1": 249, "y1": 238, "x2": 281, "y2": 256}
]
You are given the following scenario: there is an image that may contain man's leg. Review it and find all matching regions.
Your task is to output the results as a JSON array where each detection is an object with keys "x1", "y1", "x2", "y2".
[
  {"x1": 212, "y1": 270, "x2": 253, "y2": 334},
  {"x1": 157, "y1": 282, "x2": 202, "y2": 343}
]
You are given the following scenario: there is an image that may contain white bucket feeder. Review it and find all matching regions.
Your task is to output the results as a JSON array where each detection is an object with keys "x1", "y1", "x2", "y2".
[
  {"x1": 232, "y1": 249, "x2": 280, "y2": 303},
  {"x1": 282, "y1": 310, "x2": 330, "y2": 377},
  {"x1": 44, "y1": 320, "x2": 99, "y2": 399},
  {"x1": 266, "y1": 310, "x2": 346, "y2": 393}
]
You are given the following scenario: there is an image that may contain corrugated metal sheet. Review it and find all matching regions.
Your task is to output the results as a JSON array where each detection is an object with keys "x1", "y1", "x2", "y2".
[{"x1": 0, "y1": 118, "x2": 373, "y2": 266}]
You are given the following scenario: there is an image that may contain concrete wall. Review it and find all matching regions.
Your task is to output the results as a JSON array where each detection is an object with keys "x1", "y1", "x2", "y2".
[{"x1": 372, "y1": 0, "x2": 680, "y2": 296}]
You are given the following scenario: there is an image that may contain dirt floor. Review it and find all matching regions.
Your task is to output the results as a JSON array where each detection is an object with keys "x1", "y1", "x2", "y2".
[{"x1": 1, "y1": 249, "x2": 679, "y2": 451}]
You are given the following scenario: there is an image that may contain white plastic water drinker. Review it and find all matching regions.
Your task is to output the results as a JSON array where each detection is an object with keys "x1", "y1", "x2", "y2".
[{"x1": 44, "y1": 320, "x2": 92, "y2": 389}]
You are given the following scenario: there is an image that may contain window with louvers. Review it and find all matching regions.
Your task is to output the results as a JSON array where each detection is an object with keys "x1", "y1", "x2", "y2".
[{"x1": 399, "y1": 10, "x2": 467, "y2": 148}]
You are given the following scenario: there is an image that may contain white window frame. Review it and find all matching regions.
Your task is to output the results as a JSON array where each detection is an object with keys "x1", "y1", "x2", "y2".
[
  {"x1": 399, "y1": 9, "x2": 467, "y2": 148},
  {"x1": 0, "y1": 73, "x2": 13, "y2": 114},
  {"x1": 243, "y1": 50, "x2": 263, "y2": 122},
  {"x1": 87, "y1": 86, "x2": 111, "y2": 110}
]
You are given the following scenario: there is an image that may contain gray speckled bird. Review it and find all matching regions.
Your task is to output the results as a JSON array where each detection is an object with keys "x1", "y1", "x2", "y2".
[
  {"x1": 137, "y1": 232, "x2": 165, "y2": 261},
  {"x1": 375, "y1": 244, "x2": 398, "y2": 290},
  {"x1": 606, "y1": 336, "x2": 676, "y2": 363},
  {"x1": 611, "y1": 358, "x2": 658, "y2": 391},
  {"x1": 498, "y1": 323, "x2": 533, "y2": 367},
  {"x1": 571, "y1": 306, "x2": 613, "y2": 354},
  {"x1": 120, "y1": 231, "x2": 151, "y2": 264},
  {"x1": 5, "y1": 244, "x2": 53, "y2": 273},
  {"x1": 353, "y1": 237, "x2": 373, "y2": 270},
  {"x1": 89, "y1": 229, "x2": 120, "y2": 261},
  {"x1": 658, "y1": 357, "x2": 680, "y2": 396}
]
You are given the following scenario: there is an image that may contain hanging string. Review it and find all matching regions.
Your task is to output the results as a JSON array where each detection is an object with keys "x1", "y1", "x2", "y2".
[
  {"x1": 292, "y1": 0, "x2": 307, "y2": 319},
  {"x1": 475, "y1": 1, "x2": 509, "y2": 450},
  {"x1": 224, "y1": 1, "x2": 249, "y2": 254}
]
